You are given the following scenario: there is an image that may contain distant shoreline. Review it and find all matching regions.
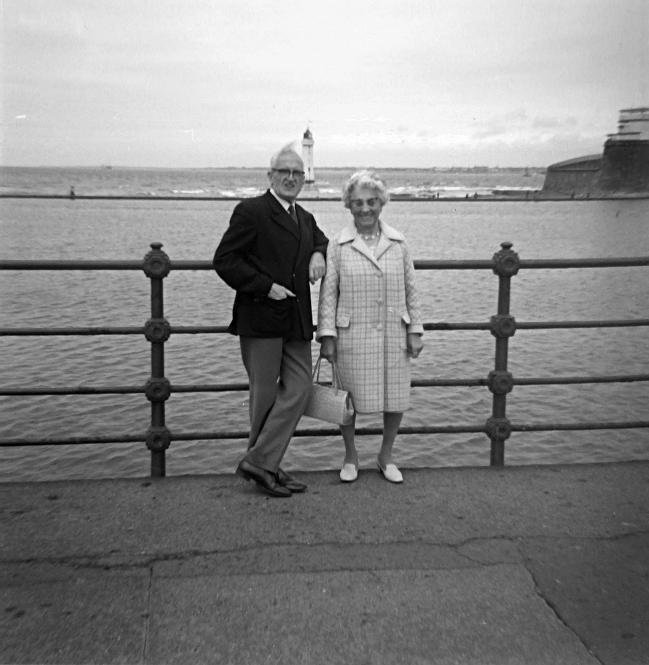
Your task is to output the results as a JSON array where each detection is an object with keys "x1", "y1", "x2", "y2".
[
  {"x1": 2, "y1": 193, "x2": 648, "y2": 202},
  {"x1": 0, "y1": 165, "x2": 547, "y2": 172}
]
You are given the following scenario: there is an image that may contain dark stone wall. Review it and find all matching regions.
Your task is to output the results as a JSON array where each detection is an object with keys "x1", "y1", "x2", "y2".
[
  {"x1": 542, "y1": 142, "x2": 649, "y2": 196},
  {"x1": 542, "y1": 158, "x2": 600, "y2": 196},
  {"x1": 597, "y1": 140, "x2": 649, "y2": 193}
]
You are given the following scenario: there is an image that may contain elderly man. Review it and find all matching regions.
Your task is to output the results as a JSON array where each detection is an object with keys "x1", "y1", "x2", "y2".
[{"x1": 213, "y1": 146, "x2": 328, "y2": 497}]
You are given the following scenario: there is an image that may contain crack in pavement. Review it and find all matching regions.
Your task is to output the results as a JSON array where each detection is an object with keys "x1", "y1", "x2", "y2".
[{"x1": 5, "y1": 530, "x2": 645, "y2": 575}]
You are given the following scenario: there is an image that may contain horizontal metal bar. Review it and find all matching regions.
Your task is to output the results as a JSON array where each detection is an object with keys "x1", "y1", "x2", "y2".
[
  {"x1": 2, "y1": 257, "x2": 648, "y2": 272},
  {"x1": 0, "y1": 434, "x2": 145, "y2": 446},
  {"x1": 170, "y1": 325, "x2": 230, "y2": 334},
  {"x1": 3, "y1": 374, "x2": 648, "y2": 396},
  {"x1": 169, "y1": 426, "x2": 489, "y2": 440},
  {"x1": 425, "y1": 322, "x2": 491, "y2": 331},
  {"x1": 2, "y1": 259, "x2": 489, "y2": 271},
  {"x1": 170, "y1": 375, "x2": 649, "y2": 390},
  {"x1": 0, "y1": 426, "x2": 498, "y2": 446},
  {"x1": 2, "y1": 318, "x2": 648, "y2": 337},
  {"x1": 414, "y1": 260, "x2": 494, "y2": 270},
  {"x1": 512, "y1": 421, "x2": 649, "y2": 432},
  {"x1": 0, "y1": 327, "x2": 144, "y2": 336},
  {"x1": 162, "y1": 260, "x2": 213, "y2": 270},
  {"x1": 0, "y1": 383, "x2": 249, "y2": 396},
  {"x1": 426, "y1": 320, "x2": 649, "y2": 331},
  {"x1": 519, "y1": 257, "x2": 649, "y2": 269},
  {"x1": 516, "y1": 319, "x2": 649, "y2": 329},
  {"x1": 3, "y1": 420, "x2": 648, "y2": 447},
  {"x1": 416, "y1": 258, "x2": 649, "y2": 270},
  {"x1": 0, "y1": 260, "x2": 145, "y2": 270},
  {"x1": 168, "y1": 383, "x2": 247, "y2": 393},
  {"x1": 0, "y1": 325, "x2": 229, "y2": 336},
  {"x1": 0, "y1": 386, "x2": 148, "y2": 396},
  {"x1": 514, "y1": 375, "x2": 649, "y2": 385}
]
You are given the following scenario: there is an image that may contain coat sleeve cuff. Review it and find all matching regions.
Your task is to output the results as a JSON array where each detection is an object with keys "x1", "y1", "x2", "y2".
[
  {"x1": 315, "y1": 328, "x2": 337, "y2": 340},
  {"x1": 407, "y1": 324, "x2": 424, "y2": 334}
]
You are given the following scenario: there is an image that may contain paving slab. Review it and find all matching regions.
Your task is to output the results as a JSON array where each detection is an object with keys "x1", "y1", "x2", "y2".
[
  {"x1": 147, "y1": 566, "x2": 598, "y2": 665},
  {"x1": 2, "y1": 568, "x2": 149, "y2": 665},
  {"x1": 522, "y1": 533, "x2": 649, "y2": 665}
]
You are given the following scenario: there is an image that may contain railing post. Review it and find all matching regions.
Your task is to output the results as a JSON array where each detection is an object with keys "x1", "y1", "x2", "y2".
[
  {"x1": 142, "y1": 242, "x2": 172, "y2": 477},
  {"x1": 486, "y1": 241, "x2": 519, "y2": 465}
]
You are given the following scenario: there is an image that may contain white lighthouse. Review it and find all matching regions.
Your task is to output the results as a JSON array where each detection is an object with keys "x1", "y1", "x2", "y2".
[{"x1": 302, "y1": 128, "x2": 315, "y2": 183}]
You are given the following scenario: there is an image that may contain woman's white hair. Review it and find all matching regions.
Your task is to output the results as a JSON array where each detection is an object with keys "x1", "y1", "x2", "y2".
[{"x1": 342, "y1": 170, "x2": 390, "y2": 208}]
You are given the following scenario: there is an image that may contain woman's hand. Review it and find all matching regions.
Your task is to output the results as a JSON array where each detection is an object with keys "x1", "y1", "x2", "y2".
[
  {"x1": 309, "y1": 252, "x2": 326, "y2": 284},
  {"x1": 319, "y1": 336, "x2": 337, "y2": 362},
  {"x1": 407, "y1": 333, "x2": 423, "y2": 359}
]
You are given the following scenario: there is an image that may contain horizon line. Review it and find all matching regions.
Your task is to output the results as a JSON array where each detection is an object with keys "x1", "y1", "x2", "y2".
[{"x1": 1, "y1": 164, "x2": 549, "y2": 171}]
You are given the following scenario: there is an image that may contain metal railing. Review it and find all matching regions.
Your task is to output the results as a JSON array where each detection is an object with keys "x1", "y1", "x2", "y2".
[{"x1": 1, "y1": 242, "x2": 648, "y2": 476}]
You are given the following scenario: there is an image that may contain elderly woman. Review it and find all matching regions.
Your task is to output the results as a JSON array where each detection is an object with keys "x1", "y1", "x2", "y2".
[{"x1": 317, "y1": 170, "x2": 424, "y2": 483}]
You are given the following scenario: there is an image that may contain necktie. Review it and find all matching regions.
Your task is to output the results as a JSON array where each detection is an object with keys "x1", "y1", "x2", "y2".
[{"x1": 288, "y1": 203, "x2": 297, "y2": 223}]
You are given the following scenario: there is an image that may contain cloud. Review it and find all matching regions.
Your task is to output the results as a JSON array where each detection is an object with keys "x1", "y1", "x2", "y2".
[
  {"x1": 2, "y1": 0, "x2": 646, "y2": 167},
  {"x1": 532, "y1": 116, "x2": 578, "y2": 130}
]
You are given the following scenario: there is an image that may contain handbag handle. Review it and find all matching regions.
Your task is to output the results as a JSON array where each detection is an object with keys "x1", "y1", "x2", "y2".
[{"x1": 313, "y1": 356, "x2": 344, "y2": 391}]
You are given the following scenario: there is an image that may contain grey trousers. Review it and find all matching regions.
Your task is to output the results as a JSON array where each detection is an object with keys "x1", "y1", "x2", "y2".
[{"x1": 239, "y1": 336, "x2": 313, "y2": 473}]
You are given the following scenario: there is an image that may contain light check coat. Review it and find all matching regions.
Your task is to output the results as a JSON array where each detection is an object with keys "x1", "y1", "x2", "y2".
[{"x1": 316, "y1": 220, "x2": 424, "y2": 413}]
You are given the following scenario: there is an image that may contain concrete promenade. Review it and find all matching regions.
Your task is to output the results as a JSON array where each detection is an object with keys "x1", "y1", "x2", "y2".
[{"x1": 1, "y1": 461, "x2": 648, "y2": 665}]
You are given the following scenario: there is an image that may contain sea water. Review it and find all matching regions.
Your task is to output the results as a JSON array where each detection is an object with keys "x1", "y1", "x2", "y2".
[{"x1": 1, "y1": 169, "x2": 648, "y2": 481}]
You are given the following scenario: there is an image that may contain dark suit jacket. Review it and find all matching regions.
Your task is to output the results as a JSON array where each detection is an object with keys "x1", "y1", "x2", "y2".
[{"x1": 213, "y1": 190, "x2": 329, "y2": 340}]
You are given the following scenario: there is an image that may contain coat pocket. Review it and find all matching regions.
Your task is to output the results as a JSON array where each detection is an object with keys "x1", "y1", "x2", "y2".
[
  {"x1": 335, "y1": 311, "x2": 352, "y2": 351},
  {"x1": 336, "y1": 312, "x2": 351, "y2": 328},
  {"x1": 399, "y1": 312, "x2": 411, "y2": 350},
  {"x1": 246, "y1": 297, "x2": 292, "y2": 335}
]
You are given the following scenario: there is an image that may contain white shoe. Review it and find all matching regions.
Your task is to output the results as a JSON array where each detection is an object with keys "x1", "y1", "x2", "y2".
[
  {"x1": 339, "y1": 463, "x2": 358, "y2": 483},
  {"x1": 377, "y1": 459, "x2": 403, "y2": 483}
]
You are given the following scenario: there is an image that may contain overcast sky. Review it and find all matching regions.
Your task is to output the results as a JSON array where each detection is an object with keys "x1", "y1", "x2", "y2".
[{"x1": 2, "y1": 0, "x2": 647, "y2": 168}]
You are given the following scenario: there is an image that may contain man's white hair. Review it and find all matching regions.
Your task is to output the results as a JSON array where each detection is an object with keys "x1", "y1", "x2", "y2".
[{"x1": 270, "y1": 143, "x2": 303, "y2": 169}]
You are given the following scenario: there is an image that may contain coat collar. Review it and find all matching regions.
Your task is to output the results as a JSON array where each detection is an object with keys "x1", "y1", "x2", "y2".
[
  {"x1": 337, "y1": 219, "x2": 404, "y2": 266},
  {"x1": 337, "y1": 219, "x2": 405, "y2": 244}
]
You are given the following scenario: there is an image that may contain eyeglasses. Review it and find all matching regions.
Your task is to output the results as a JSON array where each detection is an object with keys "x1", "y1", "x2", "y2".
[
  {"x1": 272, "y1": 168, "x2": 305, "y2": 179},
  {"x1": 350, "y1": 197, "x2": 380, "y2": 208}
]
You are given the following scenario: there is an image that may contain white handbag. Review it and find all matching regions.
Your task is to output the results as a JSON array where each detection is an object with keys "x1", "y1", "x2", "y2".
[{"x1": 304, "y1": 357, "x2": 354, "y2": 425}]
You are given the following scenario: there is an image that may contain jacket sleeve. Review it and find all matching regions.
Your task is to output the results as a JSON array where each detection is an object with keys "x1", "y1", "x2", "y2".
[
  {"x1": 212, "y1": 202, "x2": 274, "y2": 297},
  {"x1": 316, "y1": 240, "x2": 340, "y2": 339},
  {"x1": 402, "y1": 241, "x2": 425, "y2": 335},
  {"x1": 310, "y1": 216, "x2": 329, "y2": 258}
]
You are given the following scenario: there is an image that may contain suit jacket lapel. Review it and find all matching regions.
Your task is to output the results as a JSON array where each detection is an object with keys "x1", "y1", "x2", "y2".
[{"x1": 266, "y1": 191, "x2": 300, "y2": 239}]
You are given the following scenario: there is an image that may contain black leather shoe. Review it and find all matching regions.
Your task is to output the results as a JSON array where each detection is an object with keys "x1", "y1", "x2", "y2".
[
  {"x1": 276, "y1": 468, "x2": 307, "y2": 493},
  {"x1": 236, "y1": 459, "x2": 292, "y2": 498}
]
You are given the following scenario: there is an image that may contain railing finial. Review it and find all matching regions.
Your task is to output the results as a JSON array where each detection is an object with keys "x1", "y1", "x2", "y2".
[
  {"x1": 492, "y1": 241, "x2": 520, "y2": 277},
  {"x1": 143, "y1": 242, "x2": 171, "y2": 279}
]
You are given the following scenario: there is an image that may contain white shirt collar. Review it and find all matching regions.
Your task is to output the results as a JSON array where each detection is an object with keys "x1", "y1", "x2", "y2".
[{"x1": 269, "y1": 188, "x2": 293, "y2": 212}]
